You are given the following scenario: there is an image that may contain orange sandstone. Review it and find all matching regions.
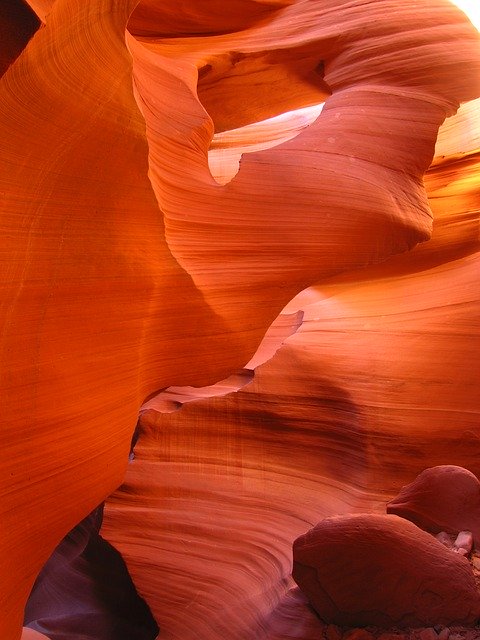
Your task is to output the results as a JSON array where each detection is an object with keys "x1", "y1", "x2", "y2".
[{"x1": 1, "y1": 1, "x2": 480, "y2": 638}]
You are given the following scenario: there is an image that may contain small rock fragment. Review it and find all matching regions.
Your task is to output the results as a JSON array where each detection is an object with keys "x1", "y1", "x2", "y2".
[
  {"x1": 436, "y1": 532, "x2": 453, "y2": 548},
  {"x1": 454, "y1": 531, "x2": 473, "y2": 555},
  {"x1": 472, "y1": 555, "x2": 480, "y2": 570},
  {"x1": 437, "y1": 629, "x2": 450, "y2": 640},
  {"x1": 419, "y1": 629, "x2": 438, "y2": 640}
]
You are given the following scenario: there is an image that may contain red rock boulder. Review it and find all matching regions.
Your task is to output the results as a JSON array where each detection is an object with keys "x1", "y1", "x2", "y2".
[
  {"x1": 387, "y1": 466, "x2": 480, "y2": 546},
  {"x1": 292, "y1": 513, "x2": 480, "y2": 628}
]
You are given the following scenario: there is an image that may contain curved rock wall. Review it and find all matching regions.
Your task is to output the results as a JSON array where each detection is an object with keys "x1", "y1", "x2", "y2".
[{"x1": 1, "y1": 1, "x2": 479, "y2": 638}]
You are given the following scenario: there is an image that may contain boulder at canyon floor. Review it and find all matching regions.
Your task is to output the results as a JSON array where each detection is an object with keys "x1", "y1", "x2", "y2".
[{"x1": 293, "y1": 513, "x2": 480, "y2": 628}]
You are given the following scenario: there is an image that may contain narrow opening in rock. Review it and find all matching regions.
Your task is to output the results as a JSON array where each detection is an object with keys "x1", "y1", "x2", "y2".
[
  {"x1": 141, "y1": 309, "x2": 304, "y2": 414},
  {"x1": 208, "y1": 103, "x2": 324, "y2": 185},
  {"x1": 23, "y1": 505, "x2": 159, "y2": 640}
]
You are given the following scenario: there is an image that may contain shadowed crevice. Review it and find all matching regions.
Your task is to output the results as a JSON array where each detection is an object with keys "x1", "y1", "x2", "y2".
[
  {"x1": 24, "y1": 504, "x2": 159, "y2": 640},
  {"x1": 0, "y1": 0, "x2": 40, "y2": 77}
]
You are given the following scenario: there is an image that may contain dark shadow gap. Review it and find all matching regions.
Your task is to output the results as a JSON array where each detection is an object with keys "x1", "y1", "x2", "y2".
[
  {"x1": 1, "y1": 0, "x2": 40, "y2": 77},
  {"x1": 23, "y1": 504, "x2": 159, "y2": 640}
]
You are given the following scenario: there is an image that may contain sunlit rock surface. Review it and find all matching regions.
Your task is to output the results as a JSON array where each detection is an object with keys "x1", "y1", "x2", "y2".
[{"x1": 1, "y1": 0, "x2": 480, "y2": 638}]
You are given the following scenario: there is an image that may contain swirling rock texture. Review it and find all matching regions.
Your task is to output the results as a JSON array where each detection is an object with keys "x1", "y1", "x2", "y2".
[{"x1": 0, "y1": 0, "x2": 479, "y2": 639}]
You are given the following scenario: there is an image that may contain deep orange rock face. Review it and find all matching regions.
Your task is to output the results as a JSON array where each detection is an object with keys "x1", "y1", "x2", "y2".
[{"x1": 1, "y1": 0, "x2": 480, "y2": 638}]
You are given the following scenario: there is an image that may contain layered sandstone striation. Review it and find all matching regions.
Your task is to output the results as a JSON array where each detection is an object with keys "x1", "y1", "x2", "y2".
[{"x1": 1, "y1": 0, "x2": 480, "y2": 638}]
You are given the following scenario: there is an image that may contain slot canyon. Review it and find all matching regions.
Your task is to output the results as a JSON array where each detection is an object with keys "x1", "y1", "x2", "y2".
[{"x1": 1, "y1": 0, "x2": 480, "y2": 639}]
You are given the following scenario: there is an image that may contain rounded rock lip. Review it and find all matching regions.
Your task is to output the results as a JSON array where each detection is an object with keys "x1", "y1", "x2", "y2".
[{"x1": 386, "y1": 465, "x2": 480, "y2": 546}]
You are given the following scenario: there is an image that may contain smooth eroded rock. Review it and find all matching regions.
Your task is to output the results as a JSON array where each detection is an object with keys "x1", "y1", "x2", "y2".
[
  {"x1": 292, "y1": 513, "x2": 480, "y2": 628},
  {"x1": 21, "y1": 629, "x2": 50, "y2": 640},
  {"x1": 387, "y1": 466, "x2": 480, "y2": 546},
  {"x1": 2, "y1": 0, "x2": 480, "y2": 638}
]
